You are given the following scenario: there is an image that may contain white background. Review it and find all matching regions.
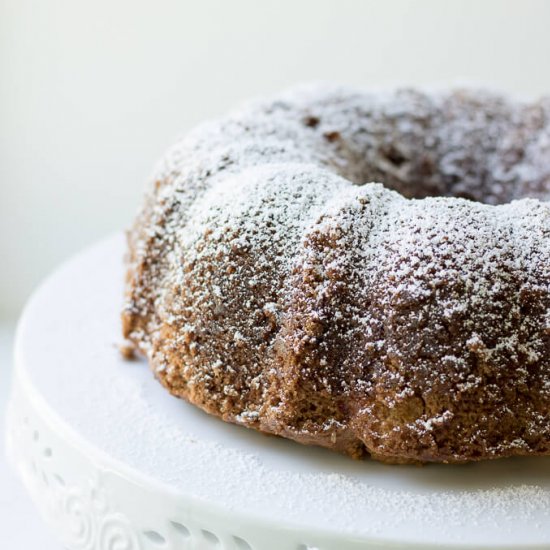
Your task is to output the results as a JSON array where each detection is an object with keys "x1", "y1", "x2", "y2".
[{"x1": 2, "y1": 1, "x2": 550, "y2": 548}]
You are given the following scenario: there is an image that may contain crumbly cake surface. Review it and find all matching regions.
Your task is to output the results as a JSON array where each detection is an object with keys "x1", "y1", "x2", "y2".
[{"x1": 122, "y1": 85, "x2": 550, "y2": 463}]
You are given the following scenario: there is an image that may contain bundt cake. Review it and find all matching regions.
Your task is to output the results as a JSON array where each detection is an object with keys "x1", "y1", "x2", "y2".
[{"x1": 122, "y1": 84, "x2": 550, "y2": 464}]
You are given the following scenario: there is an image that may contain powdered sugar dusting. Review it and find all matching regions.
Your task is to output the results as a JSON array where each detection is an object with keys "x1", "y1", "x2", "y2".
[{"x1": 123, "y1": 84, "x2": 550, "y2": 464}]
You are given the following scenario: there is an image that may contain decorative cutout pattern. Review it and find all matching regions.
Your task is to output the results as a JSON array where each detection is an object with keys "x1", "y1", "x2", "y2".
[
  {"x1": 169, "y1": 521, "x2": 190, "y2": 539},
  {"x1": 233, "y1": 536, "x2": 253, "y2": 550},
  {"x1": 6, "y1": 382, "x2": 335, "y2": 550},
  {"x1": 143, "y1": 530, "x2": 166, "y2": 545},
  {"x1": 201, "y1": 529, "x2": 220, "y2": 546}
]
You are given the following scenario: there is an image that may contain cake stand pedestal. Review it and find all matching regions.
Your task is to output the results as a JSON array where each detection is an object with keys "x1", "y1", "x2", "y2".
[{"x1": 6, "y1": 235, "x2": 550, "y2": 550}]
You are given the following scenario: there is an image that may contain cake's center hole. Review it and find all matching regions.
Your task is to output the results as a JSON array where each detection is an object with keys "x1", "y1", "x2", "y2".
[{"x1": 354, "y1": 144, "x2": 548, "y2": 205}]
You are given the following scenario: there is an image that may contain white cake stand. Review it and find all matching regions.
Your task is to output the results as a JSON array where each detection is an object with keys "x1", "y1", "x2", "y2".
[{"x1": 5, "y1": 235, "x2": 550, "y2": 550}]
